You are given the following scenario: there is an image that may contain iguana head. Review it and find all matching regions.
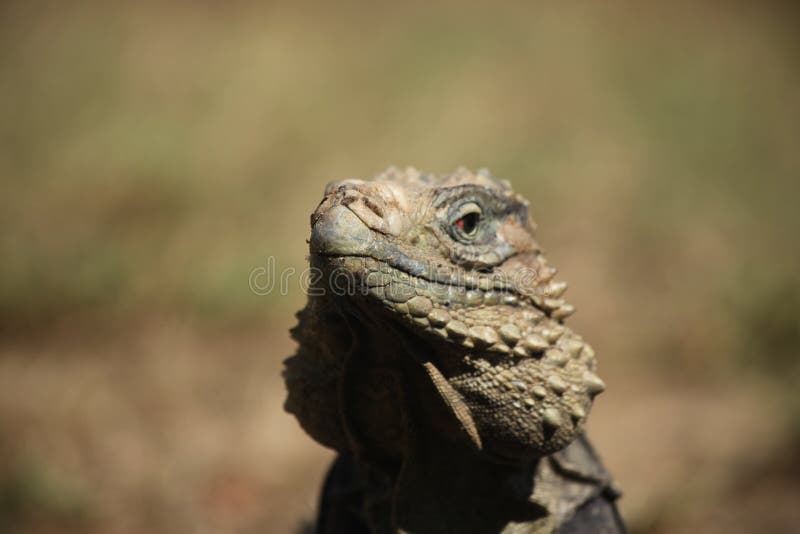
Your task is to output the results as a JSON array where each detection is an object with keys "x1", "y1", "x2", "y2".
[{"x1": 285, "y1": 167, "x2": 605, "y2": 462}]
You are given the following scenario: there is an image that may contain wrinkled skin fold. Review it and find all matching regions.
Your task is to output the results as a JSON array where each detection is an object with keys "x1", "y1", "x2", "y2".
[{"x1": 283, "y1": 167, "x2": 625, "y2": 533}]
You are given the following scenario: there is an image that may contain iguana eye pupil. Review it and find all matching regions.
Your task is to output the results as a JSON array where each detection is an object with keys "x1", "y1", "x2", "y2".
[{"x1": 455, "y1": 212, "x2": 480, "y2": 236}]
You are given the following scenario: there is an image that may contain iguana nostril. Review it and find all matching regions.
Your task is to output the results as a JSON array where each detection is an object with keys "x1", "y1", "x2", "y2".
[
  {"x1": 361, "y1": 196, "x2": 384, "y2": 218},
  {"x1": 324, "y1": 178, "x2": 365, "y2": 196}
]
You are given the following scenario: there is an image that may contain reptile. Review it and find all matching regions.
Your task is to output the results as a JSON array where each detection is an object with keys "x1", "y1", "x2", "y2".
[{"x1": 283, "y1": 167, "x2": 625, "y2": 533}]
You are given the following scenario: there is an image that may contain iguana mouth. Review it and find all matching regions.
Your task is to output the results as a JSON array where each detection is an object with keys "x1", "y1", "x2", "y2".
[
  {"x1": 316, "y1": 253, "x2": 543, "y2": 311},
  {"x1": 318, "y1": 254, "x2": 582, "y2": 359}
]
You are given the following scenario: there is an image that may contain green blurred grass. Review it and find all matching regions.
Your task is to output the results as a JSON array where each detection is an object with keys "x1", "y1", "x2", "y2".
[
  {"x1": 2, "y1": 3, "x2": 798, "y2": 329},
  {"x1": 1, "y1": 1, "x2": 799, "y2": 532},
  {"x1": 1, "y1": 2, "x2": 798, "y2": 333}
]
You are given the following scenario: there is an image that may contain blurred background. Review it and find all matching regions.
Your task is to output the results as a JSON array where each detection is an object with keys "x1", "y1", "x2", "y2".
[{"x1": 1, "y1": 1, "x2": 799, "y2": 532}]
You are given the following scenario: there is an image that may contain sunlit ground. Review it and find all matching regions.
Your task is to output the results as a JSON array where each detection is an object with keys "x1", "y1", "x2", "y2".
[{"x1": 1, "y1": 2, "x2": 799, "y2": 533}]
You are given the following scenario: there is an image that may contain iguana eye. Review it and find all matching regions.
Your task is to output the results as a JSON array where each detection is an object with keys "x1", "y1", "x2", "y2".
[{"x1": 451, "y1": 202, "x2": 483, "y2": 241}]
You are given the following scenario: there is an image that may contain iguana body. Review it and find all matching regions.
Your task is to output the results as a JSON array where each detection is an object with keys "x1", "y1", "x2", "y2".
[{"x1": 283, "y1": 168, "x2": 624, "y2": 533}]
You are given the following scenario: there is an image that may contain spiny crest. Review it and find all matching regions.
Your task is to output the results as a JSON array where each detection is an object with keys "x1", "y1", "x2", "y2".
[{"x1": 371, "y1": 166, "x2": 516, "y2": 194}]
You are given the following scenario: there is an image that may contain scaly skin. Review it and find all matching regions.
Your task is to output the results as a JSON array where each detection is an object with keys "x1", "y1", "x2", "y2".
[{"x1": 283, "y1": 167, "x2": 623, "y2": 533}]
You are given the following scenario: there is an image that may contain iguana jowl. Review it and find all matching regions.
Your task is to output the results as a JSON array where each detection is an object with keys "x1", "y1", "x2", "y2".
[{"x1": 284, "y1": 167, "x2": 624, "y2": 533}]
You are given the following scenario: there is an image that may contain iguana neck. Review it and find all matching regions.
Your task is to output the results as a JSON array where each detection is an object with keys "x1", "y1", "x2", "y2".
[
  {"x1": 340, "y1": 313, "x2": 550, "y2": 533},
  {"x1": 390, "y1": 373, "x2": 548, "y2": 534}
]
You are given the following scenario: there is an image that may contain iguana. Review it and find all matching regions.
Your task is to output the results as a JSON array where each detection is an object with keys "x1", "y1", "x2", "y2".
[{"x1": 283, "y1": 167, "x2": 625, "y2": 533}]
